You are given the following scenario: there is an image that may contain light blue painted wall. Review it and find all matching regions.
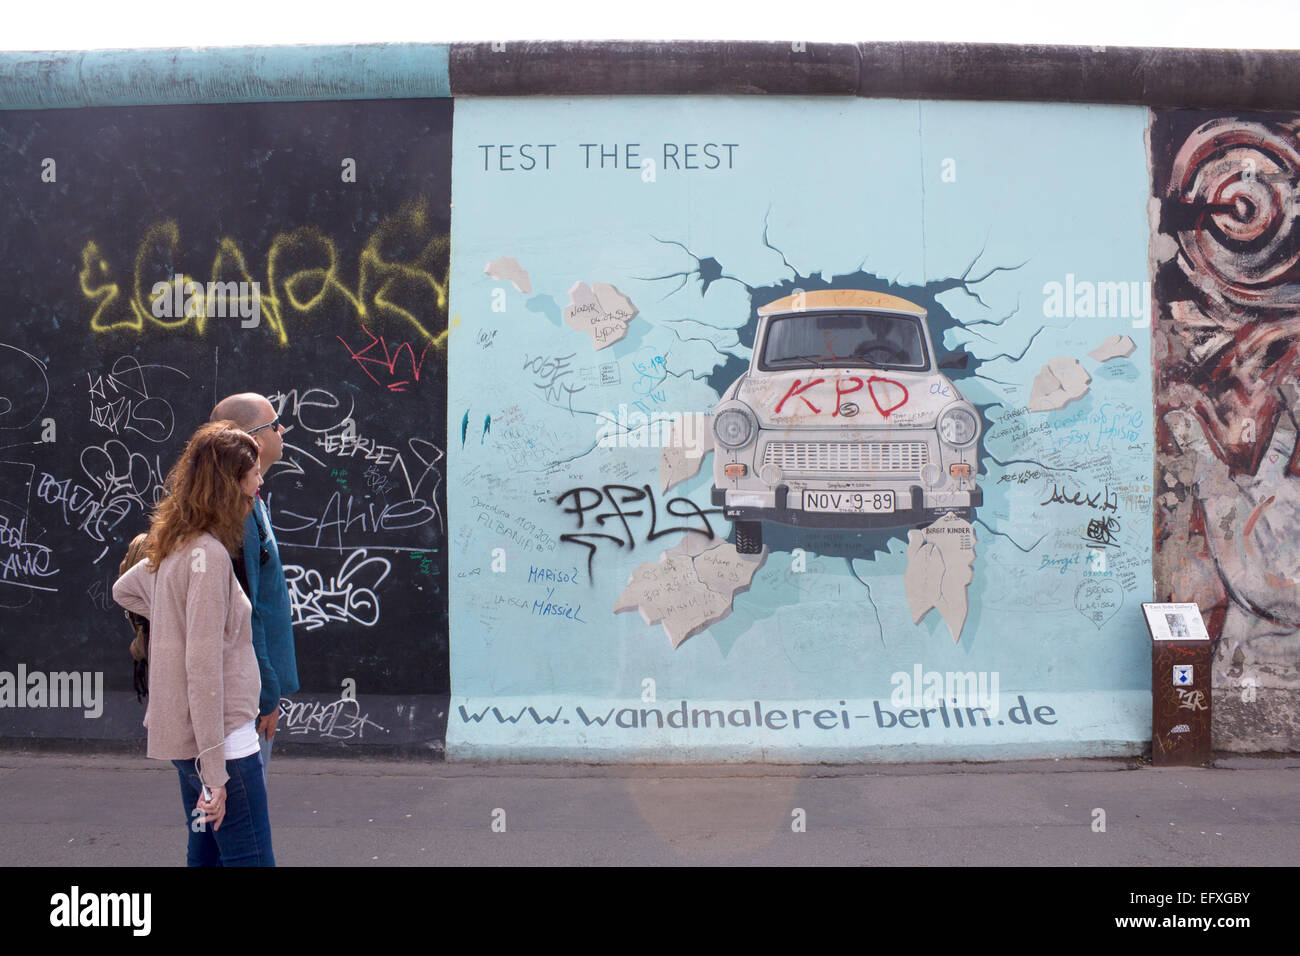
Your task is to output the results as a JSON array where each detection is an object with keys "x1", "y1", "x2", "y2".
[
  {"x1": 447, "y1": 95, "x2": 1153, "y2": 761},
  {"x1": 0, "y1": 44, "x2": 449, "y2": 110}
]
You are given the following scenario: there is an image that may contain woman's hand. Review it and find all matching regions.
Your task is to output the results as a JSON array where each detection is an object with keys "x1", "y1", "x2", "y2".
[{"x1": 198, "y1": 785, "x2": 227, "y2": 831}]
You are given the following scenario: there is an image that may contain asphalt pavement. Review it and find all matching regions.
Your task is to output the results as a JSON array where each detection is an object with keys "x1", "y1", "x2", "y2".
[{"x1": 2, "y1": 748, "x2": 1297, "y2": 867}]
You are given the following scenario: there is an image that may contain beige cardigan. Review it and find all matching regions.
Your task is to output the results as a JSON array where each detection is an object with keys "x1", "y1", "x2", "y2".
[{"x1": 113, "y1": 532, "x2": 259, "y2": 788}]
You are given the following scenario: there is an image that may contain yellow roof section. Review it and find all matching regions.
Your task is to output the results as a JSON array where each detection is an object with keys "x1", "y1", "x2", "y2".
[{"x1": 757, "y1": 289, "x2": 926, "y2": 316}]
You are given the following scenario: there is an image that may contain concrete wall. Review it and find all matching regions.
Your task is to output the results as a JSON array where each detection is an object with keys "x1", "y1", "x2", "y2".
[{"x1": 1, "y1": 41, "x2": 1297, "y2": 758}]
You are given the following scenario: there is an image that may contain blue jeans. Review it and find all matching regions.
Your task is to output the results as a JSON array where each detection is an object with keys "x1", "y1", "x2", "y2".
[
  {"x1": 259, "y1": 731, "x2": 273, "y2": 791},
  {"x1": 173, "y1": 753, "x2": 275, "y2": 867}
]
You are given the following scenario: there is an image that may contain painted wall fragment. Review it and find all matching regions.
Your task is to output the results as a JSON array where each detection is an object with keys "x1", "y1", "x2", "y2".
[
  {"x1": 1089, "y1": 334, "x2": 1136, "y2": 362},
  {"x1": 563, "y1": 281, "x2": 638, "y2": 350},
  {"x1": 614, "y1": 539, "x2": 767, "y2": 647},
  {"x1": 904, "y1": 512, "x2": 976, "y2": 642},
  {"x1": 484, "y1": 256, "x2": 532, "y2": 293},
  {"x1": 1028, "y1": 357, "x2": 1091, "y2": 412}
]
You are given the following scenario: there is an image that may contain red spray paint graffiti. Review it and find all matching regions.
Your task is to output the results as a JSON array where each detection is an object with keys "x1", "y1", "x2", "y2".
[
  {"x1": 867, "y1": 376, "x2": 909, "y2": 418},
  {"x1": 338, "y1": 324, "x2": 431, "y2": 392}
]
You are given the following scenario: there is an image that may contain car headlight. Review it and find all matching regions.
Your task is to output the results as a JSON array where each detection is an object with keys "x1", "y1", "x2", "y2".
[
  {"x1": 712, "y1": 405, "x2": 757, "y2": 449},
  {"x1": 938, "y1": 405, "x2": 979, "y2": 448}
]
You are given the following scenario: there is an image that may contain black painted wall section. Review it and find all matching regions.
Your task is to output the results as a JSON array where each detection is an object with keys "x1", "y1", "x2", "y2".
[
  {"x1": 449, "y1": 41, "x2": 1300, "y2": 108},
  {"x1": 855, "y1": 43, "x2": 1300, "y2": 109},
  {"x1": 0, "y1": 99, "x2": 451, "y2": 751},
  {"x1": 448, "y1": 41, "x2": 860, "y2": 95}
]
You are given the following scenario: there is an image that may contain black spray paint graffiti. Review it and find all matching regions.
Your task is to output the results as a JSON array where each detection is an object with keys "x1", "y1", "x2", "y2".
[
  {"x1": 523, "y1": 352, "x2": 586, "y2": 409},
  {"x1": 1040, "y1": 484, "x2": 1119, "y2": 512},
  {"x1": 997, "y1": 469, "x2": 1043, "y2": 485},
  {"x1": 555, "y1": 484, "x2": 719, "y2": 581},
  {"x1": 1086, "y1": 516, "x2": 1121, "y2": 546}
]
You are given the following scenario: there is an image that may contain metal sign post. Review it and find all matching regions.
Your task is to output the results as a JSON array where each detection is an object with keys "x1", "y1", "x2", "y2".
[{"x1": 1142, "y1": 602, "x2": 1213, "y2": 766}]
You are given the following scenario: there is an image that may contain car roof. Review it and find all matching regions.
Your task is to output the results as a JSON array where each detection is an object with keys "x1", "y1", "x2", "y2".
[{"x1": 757, "y1": 289, "x2": 926, "y2": 316}]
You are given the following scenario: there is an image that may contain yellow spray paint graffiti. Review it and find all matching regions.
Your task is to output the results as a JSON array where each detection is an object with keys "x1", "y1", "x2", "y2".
[{"x1": 79, "y1": 199, "x2": 449, "y2": 347}]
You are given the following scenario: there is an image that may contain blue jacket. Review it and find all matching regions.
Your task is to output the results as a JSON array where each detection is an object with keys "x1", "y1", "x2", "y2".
[{"x1": 243, "y1": 496, "x2": 298, "y2": 716}]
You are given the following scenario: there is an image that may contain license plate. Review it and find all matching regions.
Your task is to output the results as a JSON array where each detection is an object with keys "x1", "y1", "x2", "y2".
[{"x1": 803, "y1": 490, "x2": 895, "y2": 513}]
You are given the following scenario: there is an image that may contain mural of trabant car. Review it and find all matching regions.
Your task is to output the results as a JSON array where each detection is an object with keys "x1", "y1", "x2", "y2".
[{"x1": 711, "y1": 289, "x2": 982, "y2": 554}]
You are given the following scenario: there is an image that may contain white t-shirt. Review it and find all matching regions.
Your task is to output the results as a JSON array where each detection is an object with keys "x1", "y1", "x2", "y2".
[{"x1": 223, "y1": 719, "x2": 260, "y2": 759}]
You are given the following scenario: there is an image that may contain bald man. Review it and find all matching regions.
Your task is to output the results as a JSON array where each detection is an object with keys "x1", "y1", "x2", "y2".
[{"x1": 211, "y1": 392, "x2": 298, "y2": 790}]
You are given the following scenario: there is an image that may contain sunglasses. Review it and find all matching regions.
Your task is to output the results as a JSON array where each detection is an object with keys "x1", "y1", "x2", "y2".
[{"x1": 247, "y1": 414, "x2": 281, "y2": 435}]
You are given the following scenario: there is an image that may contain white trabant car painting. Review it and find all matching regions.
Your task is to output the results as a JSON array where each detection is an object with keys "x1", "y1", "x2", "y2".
[{"x1": 711, "y1": 289, "x2": 982, "y2": 554}]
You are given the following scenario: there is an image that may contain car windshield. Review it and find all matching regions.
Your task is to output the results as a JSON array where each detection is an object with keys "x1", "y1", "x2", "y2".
[{"x1": 761, "y1": 311, "x2": 929, "y2": 370}]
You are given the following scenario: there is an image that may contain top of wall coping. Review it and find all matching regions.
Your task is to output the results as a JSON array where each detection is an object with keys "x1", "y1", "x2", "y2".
[
  {"x1": 0, "y1": 43, "x2": 452, "y2": 110},
  {"x1": 2, "y1": 40, "x2": 1298, "y2": 111}
]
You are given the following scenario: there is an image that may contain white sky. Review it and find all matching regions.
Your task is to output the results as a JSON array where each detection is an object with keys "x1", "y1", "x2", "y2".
[{"x1": 1, "y1": 0, "x2": 1298, "y2": 51}]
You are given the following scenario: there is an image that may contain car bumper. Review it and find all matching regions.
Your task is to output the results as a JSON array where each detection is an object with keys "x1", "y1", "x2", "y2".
[{"x1": 712, "y1": 484, "x2": 982, "y2": 528}]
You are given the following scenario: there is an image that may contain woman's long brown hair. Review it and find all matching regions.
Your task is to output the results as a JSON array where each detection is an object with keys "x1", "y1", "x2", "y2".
[{"x1": 144, "y1": 421, "x2": 259, "y2": 567}]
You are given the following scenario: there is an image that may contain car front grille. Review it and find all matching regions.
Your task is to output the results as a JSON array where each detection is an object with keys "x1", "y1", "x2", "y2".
[{"x1": 762, "y1": 440, "x2": 929, "y2": 476}]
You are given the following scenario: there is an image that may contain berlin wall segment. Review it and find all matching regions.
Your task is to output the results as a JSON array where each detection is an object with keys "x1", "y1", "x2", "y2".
[
  {"x1": 1150, "y1": 109, "x2": 1300, "y2": 752},
  {"x1": 5, "y1": 41, "x2": 1300, "y2": 760},
  {"x1": 0, "y1": 99, "x2": 453, "y2": 751},
  {"x1": 447, "y1": 95, "x2": 1156, "y2": 762}
]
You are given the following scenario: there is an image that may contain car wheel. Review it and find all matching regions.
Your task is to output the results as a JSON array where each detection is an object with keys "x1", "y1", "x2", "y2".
[{"x1": 734, "y1": 521, "x2": 763, "y2": 555}]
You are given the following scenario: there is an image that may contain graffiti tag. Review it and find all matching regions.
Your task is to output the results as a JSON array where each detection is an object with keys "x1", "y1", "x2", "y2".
[
  {"x1": 279, "y1": 696, "x2": 388, "y2": 740},
  {"x1": 523, "y1": 352, "x2": 586, "y2": 407},
  {"x1": 555, "y1": 484, "x2": 719, "y2": 580},
  {"x1": 338, "y1": 324, "x2": 431, "y2": 392},
  {"x1": 86, "y1": 355, "x2": 189, "y2": 443},
  {"x1": 1041, "y1": 484, "x2": 1119, "y2": 512},
  {"x1": 1085, "y1": 516, "x2": 1121, "y2": 546},
  {"x1": 283, "y1": 548, "x2": 392, "y2": 630}
]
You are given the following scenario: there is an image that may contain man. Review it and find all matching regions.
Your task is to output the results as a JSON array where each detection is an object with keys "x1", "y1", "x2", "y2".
[{"x1": 211, "y1": 393, "x2": 298, "y2": 788}]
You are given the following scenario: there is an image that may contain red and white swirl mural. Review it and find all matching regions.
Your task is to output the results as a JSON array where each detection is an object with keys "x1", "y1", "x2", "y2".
[{"x1": 1153, "y1": 112, "x2": 1300, "y2": 749}]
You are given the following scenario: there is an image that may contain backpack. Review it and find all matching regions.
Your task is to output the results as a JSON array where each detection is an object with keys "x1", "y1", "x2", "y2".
[
  {"x1": 119, "y1": 533, "x2": 152, "y2": 702},
  {"x1": 127, "y1": 612, "x2": 150, "y2": 702}
]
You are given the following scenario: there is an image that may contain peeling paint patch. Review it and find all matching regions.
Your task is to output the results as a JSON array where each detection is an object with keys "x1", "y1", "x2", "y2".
[{"x1": 1028, "y1": 357, "x2": 1091, "y2": 412}]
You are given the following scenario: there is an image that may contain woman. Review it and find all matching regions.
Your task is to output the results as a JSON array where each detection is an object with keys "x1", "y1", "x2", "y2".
[{"x1": 114, "y1": 420, "x2": 273, "y2": 866}]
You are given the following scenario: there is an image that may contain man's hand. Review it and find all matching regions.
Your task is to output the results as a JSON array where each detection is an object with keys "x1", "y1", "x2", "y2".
[{"x1": 257, "y1": 710, "x2": 279, "y2": 741}]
